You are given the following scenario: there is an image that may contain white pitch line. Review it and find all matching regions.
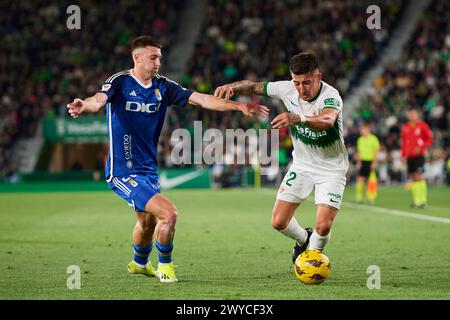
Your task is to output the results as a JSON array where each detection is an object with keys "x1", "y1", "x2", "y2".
[
  {"x1": 343, "y1": 202, "x2": 450, "y2": 225},
  {"x1": 259, "y1": 188, "x2": 450, "y2": 225}
]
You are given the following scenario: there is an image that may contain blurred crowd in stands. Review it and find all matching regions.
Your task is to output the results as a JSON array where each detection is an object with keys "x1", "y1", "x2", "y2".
[
  {"x1": 348, "y1": 0, "x2": 450, "y2": 185},
  {"x1": 0, "y1": 0, "x2": 183, "y2": 181},
  {"x1": 160, "y1": 0, "x2": 421, "y2": 186},
  {"x1": 1, "y1": 0, "x2": 449, "y2": 186}
]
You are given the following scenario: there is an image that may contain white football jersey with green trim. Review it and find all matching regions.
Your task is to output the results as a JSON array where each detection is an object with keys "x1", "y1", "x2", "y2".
[{"x1": 266, "y1": 80, "x2": 348, "y2": 174}]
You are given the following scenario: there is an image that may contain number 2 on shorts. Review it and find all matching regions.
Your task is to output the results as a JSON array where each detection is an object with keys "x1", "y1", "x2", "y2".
[{"x1": 285, "y1": 171, "x2": 297, "y2": 186}]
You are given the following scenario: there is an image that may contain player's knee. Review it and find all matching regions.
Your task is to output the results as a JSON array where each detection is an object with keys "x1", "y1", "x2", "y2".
[
  {"x1": 271, "y1": 213, "x2": 288, "y2": 230},
  {"x1": 161, "y1": 205, "x2": 178, "y2": 226}
]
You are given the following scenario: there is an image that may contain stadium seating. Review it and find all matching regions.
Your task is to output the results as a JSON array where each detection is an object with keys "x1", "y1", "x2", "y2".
[
  {"x1": 351, "y1": 0, "x2": 449, "y2": 184},
  {"x1": 159, "y1": 0, "x2": 406, "y2": 179},
  {"x1": 0, "y1": 0, "x2": 184, "y2": 180}
]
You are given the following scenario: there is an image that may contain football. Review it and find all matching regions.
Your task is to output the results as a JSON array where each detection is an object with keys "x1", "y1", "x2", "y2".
[{"x1": 294, "y1": 250, "x2": 331, "y2": 285}]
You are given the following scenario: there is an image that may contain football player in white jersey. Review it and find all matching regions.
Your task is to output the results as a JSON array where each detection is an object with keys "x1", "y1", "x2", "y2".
[{"x1": 215, "y1": 52, "x2": 349, "y2": 263}]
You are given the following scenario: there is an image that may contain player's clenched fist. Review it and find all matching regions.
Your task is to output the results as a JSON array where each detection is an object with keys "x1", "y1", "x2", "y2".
[
  {"x1": 67, "y1": 98, "x2": 84, "y2": 118},
  {"x1": 214, "y1": 85, "x2": 234, "y2": 100}
]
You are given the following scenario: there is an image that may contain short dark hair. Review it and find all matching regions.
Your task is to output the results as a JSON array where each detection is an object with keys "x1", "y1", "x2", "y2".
[
  {"x1": 289, "y1": 52, "x2": 319, "y2": 75},
  {"x1": 131, "y1": 35, "x2": 163, "y2": 51}
]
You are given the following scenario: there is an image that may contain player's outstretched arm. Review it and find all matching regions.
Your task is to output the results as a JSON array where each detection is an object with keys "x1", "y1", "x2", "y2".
[
  {"x1": 188, "y1": 92, "x2": 269, "y2": 118},
  {"x1": 214, "y1": 81, "x2": 266, "y2": 99},
  {"x1": 271, "y1": 108, "x2": 339, "y2": 131},
  {"x1": 67, "y1": 92, "x2": 108, "y2": 118}
]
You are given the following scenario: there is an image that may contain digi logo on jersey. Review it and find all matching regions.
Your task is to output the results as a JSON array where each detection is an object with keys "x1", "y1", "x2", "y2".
[{"x1": 125, "y1": 101, "x2": 161, "y2": 113}]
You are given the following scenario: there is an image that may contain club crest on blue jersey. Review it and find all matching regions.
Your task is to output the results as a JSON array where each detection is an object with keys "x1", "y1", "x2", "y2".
[
  {"x1": 129, "y1": 179, "x2": 138, "y2": 187},
  {"x1": 154, "y1": 88, "x2": 162, "y2": 101}
]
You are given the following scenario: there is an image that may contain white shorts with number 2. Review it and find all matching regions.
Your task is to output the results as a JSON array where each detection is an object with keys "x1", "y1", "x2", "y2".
[{"x1": 276, "y1": 166, "x2": 347, "y2": 209}]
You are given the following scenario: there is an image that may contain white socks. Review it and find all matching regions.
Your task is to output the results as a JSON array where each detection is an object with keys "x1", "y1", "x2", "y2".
[
  {"x1": 309, "y1": 229, "x2": 331, "y2": 251},
  {"x1": 278, "y1": 217, "x2": 308, "y2": 245},
  {"x1": 279, "y1": 218, "x2": 332, "y2": 251}
]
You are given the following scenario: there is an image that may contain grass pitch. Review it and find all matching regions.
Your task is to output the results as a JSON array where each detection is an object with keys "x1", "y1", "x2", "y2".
[{"x1": 0, "y1": 184, "x2": 449, "y2": 299}]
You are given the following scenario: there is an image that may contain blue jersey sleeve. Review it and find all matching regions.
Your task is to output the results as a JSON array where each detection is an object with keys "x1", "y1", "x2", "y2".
[
  {"x1": 98, "y1": 72, "x2": 126, "y2": 102},
  {"x1": 165, "y1": 78, "x2": 193, "y2": 108}
]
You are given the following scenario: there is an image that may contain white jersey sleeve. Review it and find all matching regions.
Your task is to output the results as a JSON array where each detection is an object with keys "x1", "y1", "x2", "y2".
[
  {"x1": 265, "y1": 81, "x2": 292, "y2": 99},
  {"x1": 318, "y1": 90, "x2": 343, "y2": 114}
]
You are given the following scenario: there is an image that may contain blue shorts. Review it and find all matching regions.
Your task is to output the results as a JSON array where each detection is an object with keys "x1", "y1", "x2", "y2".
[{"x1": 108, "y1": 173, "x2": 160, "y2": 212}]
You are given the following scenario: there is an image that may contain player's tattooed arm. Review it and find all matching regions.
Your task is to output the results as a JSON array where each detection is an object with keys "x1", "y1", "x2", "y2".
[
  {"x1": 67, "y1": 92, "x2": 108, "y2": 118},
  {"x1": 271, "y1": 108, "x2": 338, "y2": 130},
  {"x1": 229, "y1": 80, "x2": 266, "y2": 95},
  {"x1": 214, "y1": 81, "x2": 266, "y2": 99},
  {"x1": 189, "y1": 92, "x2": 269, "y2": 118}
]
